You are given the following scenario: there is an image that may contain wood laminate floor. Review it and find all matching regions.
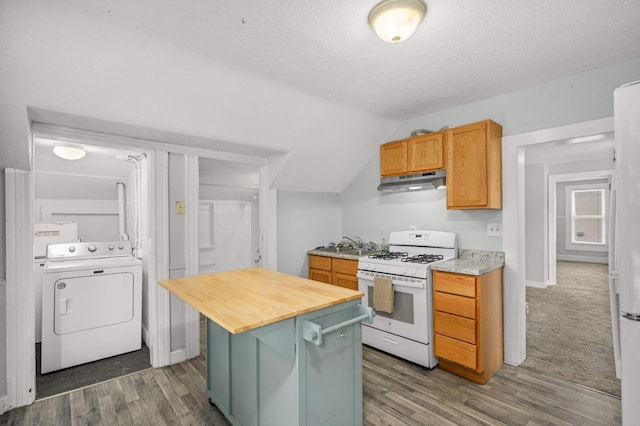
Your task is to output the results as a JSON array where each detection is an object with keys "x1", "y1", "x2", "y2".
[{"x1": 1, "y1": 326, "x2": 622, "y2": 425}]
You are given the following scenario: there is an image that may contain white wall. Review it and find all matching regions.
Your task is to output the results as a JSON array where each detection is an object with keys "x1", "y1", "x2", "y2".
[
  {"x1": 276, "y1": 57, "x2": 640, "y2": 279},
  {"x1": 1, "y1": 1, "x2": 397, "y2": 192},
  {"x1": 0, "y1": 278, "x2": 5, "y2": 399},
  {"x1": 342, "y1": 154, "x2": 503, "y2": 250},
  {"x1": 525, "y1": 164, "x2": 547, "y2": 283},
  {"x1": 0, "y1": 171, "x2": 4, "y2": 279},
  {"x1": 340, "y1": 57, "x2": 640, "y2": 256},
  {"x1": 277, "y1": 191, "x2": 342, "y2": 277},
  {"x1": 0, "y1": 172, "x2": 4, "y2": 396},
  {"x1": 393, "y1": 56, "x2": 640, "y2": 140}
]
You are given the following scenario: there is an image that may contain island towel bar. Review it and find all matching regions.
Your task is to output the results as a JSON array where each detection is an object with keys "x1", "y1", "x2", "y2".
[{"x1": 302, "y1": 304, "x2": 375, "y2": 346}]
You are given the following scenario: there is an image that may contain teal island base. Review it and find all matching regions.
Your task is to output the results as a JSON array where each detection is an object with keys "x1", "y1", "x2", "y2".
[{"x1": 206, "y1": 300, "x2": 373, "y2": 426}]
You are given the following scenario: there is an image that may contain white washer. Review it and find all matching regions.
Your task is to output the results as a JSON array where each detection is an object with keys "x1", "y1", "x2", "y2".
[
  {"x1": 34, "y1": 221, "x2": 79, "y2": 343},
  {"x1": 41, "y1": 241, "x2": 142, "y2": 374}
]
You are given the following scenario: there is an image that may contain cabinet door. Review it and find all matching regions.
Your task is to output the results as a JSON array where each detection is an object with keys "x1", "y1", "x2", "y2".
[
  {"x1": 446, "y1": 122, "x2": 488, "y2": 208},
  {"x1": 408, "y1": 132, "x2": 444, "y2": 172},
  {"x1": 380, "y1": 140, "x2": 407, "y2": 177},
  {"x1": 332, "y1": 272, "x2": 358, "y2": 290},
  {"x1": 309, "y1": 268, "x2": 332, "y2": 284},
  {"x1": 446, "y1": 120, "x2": 502, "y2": 210}
]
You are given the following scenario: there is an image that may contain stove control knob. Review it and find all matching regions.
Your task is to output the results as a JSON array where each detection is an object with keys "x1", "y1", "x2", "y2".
[
  {"x1": 410, "y1": 269, "x2": 417, "y2": 276},
  {"x1": 108, "y1": 245, "x2": 114, "y2": 250},
  {"x1": 118, "y1": 243, "x2": 124, "y2": 250},
  {"x1": 68, "y1": 246, "x2": 76, "y2": 253},
  {"x1": 88, "y1": 244, "x2": 97, "y2": 252},
  {"x1": 370, "y1": 264, "x2": 377, "y2": 271}
]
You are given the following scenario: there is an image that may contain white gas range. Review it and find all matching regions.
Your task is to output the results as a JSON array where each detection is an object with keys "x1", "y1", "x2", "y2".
[{"x1": 357, "y1": 230, "x2": 457, "y2": 368}]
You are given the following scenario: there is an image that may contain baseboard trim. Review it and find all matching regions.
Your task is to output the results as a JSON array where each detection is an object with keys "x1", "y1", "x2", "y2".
[
  {"x1": 170, "y1": 349, "x2": 187, "y2": 365},
  {"x1": 526, "y1": 281, "x2": 552, "y2": 289},
  {"x1": 557, "y1": 254, "x2": 608, "y2": 264}
]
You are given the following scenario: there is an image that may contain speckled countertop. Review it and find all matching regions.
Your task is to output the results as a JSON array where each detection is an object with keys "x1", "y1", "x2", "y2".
[{"x1": 431, "y1": 249, "x2": 505, "y2": 276}]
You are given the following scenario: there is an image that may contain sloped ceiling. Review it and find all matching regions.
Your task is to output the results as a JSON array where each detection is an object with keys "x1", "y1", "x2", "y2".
[{"x1": 2, "y1": 1, "x2": 640, "y2": 191}]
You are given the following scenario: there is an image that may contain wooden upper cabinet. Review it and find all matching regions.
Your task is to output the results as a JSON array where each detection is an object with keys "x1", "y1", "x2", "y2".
[
  {"x1": 446, "y1": 120, "x2": 502, "y2": 209},
  {"x1": 380, "y1": 139, "x2": 407, "y2": 176},
  {"x1": 408, "y1": 132, "x2": 445, "y2": 172},
  {"x1": 380, "y1": 132, "x2": 445, "y2": 177}
]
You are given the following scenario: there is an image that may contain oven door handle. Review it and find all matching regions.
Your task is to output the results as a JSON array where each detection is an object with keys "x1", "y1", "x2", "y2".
[{"x1": 302, "y1": 304, "x2": 375, "y2": 346}]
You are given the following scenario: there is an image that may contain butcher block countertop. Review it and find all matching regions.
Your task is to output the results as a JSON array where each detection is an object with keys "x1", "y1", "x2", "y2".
[{"x1": 158, "y1": 267, "x2": 364, "y2": 334}]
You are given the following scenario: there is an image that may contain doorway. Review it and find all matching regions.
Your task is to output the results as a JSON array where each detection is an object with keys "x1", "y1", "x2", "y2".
[
  {"x1": 519, "y1": 131, "x2": 620, "y2": 395},
  {"x1": 197, "y1": 157, "x2": 262, "y2": 359},
  {"x1": 32, "y1": 136, "x2": 152, "y2": 398}
]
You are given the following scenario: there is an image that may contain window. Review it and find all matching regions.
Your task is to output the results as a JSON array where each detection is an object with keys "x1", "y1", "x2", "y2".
[{"x1": 565, "y1": 183, "x2": 608, "y2": 252}]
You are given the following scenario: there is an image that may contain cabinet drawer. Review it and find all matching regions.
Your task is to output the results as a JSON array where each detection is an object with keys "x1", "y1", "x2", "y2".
[
  {"x1": 434, "y1": 311, "x2": 476, "y2": 344},
  {"x1": 332, "y1": 258, "x2": 358, "y2": 275},
  {"x1": 309, "y1": 268, "x2": 332, "y2": 284},
  {"x1": 435, "y1": 334, "x2": 478, "y2": 371},
  {"x1": 433, "y1": 271, "x2": 476, "y2": 298},
  {"x1": 434, "y1": 291, "x2": 476, "y2": 319},
  {"x1": 309, "y1": 255, "x2": 332, "y2": 271}
]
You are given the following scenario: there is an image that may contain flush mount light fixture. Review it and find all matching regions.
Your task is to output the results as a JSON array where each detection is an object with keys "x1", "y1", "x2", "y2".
[
  {"x1": 52, "y1": 145, "x2": 86, "y2": 160},
  {"x1": 368, "y1": 0, "x2": 426, "y2": 43}
]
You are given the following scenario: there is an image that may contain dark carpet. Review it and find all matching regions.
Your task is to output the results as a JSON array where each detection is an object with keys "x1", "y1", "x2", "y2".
[
  {"x1": 522, "y1": 261, "x2": 621, "y2": 397},
  {"x1": 36, "y1": 343, "x2": 151, "y2": 399}
]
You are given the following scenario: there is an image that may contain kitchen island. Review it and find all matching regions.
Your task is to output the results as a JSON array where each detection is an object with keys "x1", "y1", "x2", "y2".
[{"x1": 159, "y1": 267, "x2": 372, "y2": 426}]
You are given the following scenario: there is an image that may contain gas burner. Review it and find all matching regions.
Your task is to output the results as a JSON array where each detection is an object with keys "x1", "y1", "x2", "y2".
[
  {"x1": 368, "y1": 251, "x2": 408, "y2": 260},
  {"x1": 401, "y1": 254, "x2": 444, "y2": 264}
]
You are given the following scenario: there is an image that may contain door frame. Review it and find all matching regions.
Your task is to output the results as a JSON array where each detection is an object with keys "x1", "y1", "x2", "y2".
[
  {"x1": 502, "y1": 116, "x2": 614, "y2": 365},
  {"x1": 5, "y1": 124, "x2": 276, "y2": 410},
  {"x1": 547, "y1": 170, "x2": 614, "y2": 286}
]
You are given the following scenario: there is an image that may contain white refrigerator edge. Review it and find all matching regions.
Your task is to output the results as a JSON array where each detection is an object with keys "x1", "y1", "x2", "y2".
[{"x1": 613, "y1": 80, "x2": 640, "y2": 426}]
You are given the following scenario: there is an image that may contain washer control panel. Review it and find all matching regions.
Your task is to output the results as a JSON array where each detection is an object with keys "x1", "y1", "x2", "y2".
[{"x1": 47, "y1": 241, "x2": 134, "y2": 260}]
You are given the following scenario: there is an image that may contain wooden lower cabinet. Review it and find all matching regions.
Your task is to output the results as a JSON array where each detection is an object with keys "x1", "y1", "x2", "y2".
[
  {"x1": 308, "y1": 255, "x2": 358, "y2": 290},
  {"x1": 433, "y1": 268, "x2": 503, "y2": 384}
]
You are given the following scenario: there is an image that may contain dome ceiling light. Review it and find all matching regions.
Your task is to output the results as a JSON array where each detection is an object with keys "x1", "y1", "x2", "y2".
[
  {"x1": 368, "y1": 0, "x2": 426, "y2": 43},
  {"x1": 52, "y1": 145, "x2": 86, "y2": 160}
]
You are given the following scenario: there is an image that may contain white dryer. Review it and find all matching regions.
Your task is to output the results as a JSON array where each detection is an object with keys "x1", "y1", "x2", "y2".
[{"x1": 41, "y1": 241, "x2": 142, "y2": 374}]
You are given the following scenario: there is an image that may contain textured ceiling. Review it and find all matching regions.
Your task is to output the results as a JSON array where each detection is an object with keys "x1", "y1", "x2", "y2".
[{"x1": 69, "y1": 0, "x2": 640, "y2": 120}]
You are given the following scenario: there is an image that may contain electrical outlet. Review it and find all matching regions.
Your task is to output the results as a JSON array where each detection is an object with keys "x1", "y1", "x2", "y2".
[
  {"x1": 176, "y1": 201, "x2": 185, "y2": 215},
  {"x1": 486, "y1": 222, "x2": 503, "y2": 236}
]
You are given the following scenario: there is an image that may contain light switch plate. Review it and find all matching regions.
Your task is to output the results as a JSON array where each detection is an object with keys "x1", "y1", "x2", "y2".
[
  {"x1": 176, "y1": 201, "x2": 185, "y2": 215},
  {"x1": 487, "y1": 223, "x2": 503, "y2": 236}
]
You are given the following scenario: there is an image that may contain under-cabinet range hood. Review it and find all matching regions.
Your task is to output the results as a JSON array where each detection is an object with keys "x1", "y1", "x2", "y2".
[{"x1": 377, "y1": 170, "x2": 446, "y2": 193}]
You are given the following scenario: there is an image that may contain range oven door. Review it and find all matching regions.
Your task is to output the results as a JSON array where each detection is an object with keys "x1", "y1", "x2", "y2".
[{"x1": 357, "y1": 274, "x2": 431, "y2": 344}]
